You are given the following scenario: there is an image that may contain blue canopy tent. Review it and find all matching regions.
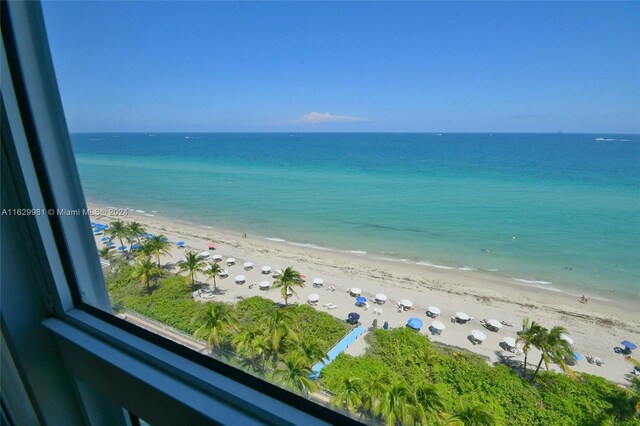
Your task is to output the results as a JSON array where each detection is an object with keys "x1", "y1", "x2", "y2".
[
  {"x1": 347, "y1": 312, "x2": 360, "y2": 325},
  {"x1": 407, "y1": 317, "x2": 423, "y2": 330}
]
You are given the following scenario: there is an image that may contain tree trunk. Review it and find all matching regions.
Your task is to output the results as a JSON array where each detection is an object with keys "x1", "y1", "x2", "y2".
[
  {"x1": 213, "y1": 276, "x2": 217, "y2": 292},
  {"x1": 523, "y1": 352, "x2": 528, "y2": 377},
  {"x1": 531, "y1": 356, "x2": 544, "y2": 383}
]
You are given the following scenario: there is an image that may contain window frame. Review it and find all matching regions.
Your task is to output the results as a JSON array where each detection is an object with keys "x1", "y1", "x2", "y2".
[{"x1": 2, "y1": 2, "x2": 362, "y2": 424}]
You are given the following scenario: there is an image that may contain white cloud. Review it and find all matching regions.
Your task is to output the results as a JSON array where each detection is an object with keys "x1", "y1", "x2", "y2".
[{"x1": 295, "y1": 112, "x2": 369, "y2": 124}]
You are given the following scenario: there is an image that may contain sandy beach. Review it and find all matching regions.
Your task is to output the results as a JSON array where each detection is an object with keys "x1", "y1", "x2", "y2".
[{"x1": 89, "y1": 204, "x2": 640, "y2": 386}]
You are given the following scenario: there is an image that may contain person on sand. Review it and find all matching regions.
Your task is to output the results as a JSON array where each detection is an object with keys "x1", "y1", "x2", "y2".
[{"x1": 580, "y1": 295, "x2": 587, "y2": 304}]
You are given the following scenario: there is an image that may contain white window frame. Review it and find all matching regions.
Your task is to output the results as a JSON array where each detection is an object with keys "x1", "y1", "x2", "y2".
[{"x1": 1, "y1": 2, "x2": 360, "y2": 425}]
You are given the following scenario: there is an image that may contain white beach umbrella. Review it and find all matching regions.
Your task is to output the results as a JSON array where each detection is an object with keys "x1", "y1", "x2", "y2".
[
  {"x1": 261, "y1": 266, "x2": 272, "y2": 274},
  {"x1": 308, "y1": 293, "x2": 320, "y2": 302},
  {"x1": 259, "y1": 280, "x2": 271, "y2": 289},
  {"x1": 212, "y1": 254, "x2": 222, "y2": 261},
  {"x1": 272, "y1": 269, "x2": 282, "y2": 276},
  {"x1": 561, "y1": 334, "x2": 574, "y2": 345},
  {"x1": 427, "y1": 306, "x2": 441, "y2": 315},
  {"x1": 375, "y1": 293, "x2": 387, "y2": 302},
  {"x1": 199, "y1": 251, "x2": 211, "y2": 258},
  {"x1": 219, "y1": 269, "x2": 228, "y2": 277},
  {"x1": 234, "y1": 275, "x2": 246, "y2": 284},
  {"x1": 226, "y1": 258, "x2": 236, "y2": 265},
  {"x1": 243, "y1": 262, "x2": 254, "y2": 270},
  {"x1": 487, "y1": 319, "x2": 503, "y2": 329},
  {"x1": 432, "y1": 320, "x2": 446, "y2": 331},
  {"x1": 400, "y1": 299, "x2": 413, "y2": 308},
  {"x1": 350, "y1": 288, "x2": 362, "y2": 296},
  {"x1": 503, "y1": 337, "x2": 517, "y2": 348},
  {"x1": 455, "y1": 312, "x2": 470, "y2": 321},
  {"x1": 313, "y1": 278, "x2": 324, "y2": 286},
  {"x1": 471, "y1": 330, "x2": 487, "y2": 342}
]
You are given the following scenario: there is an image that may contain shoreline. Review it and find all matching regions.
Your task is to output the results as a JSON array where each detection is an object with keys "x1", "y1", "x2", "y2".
[{"x1": 88, "y1": 202, "x2": 640, "y2": 385}]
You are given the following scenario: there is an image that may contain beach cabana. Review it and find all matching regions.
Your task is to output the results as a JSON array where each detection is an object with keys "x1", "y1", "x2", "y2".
[
  {"x1": 455, "y1": 312, "x2": 471, "y2": 323},
  {"x1": 431, "y1": 320, "x2": 445, "y2": 335},
  {"x1": 400, "y1": 299, "x2": 413, "y2": 310},
  {"x1": 355, "y1": 296, "x2": 367, "y2": 307},
  {"x1": 244, "y1": 262, "x2": 254, "y2": 270},
  {"x1": 407, "y1": 317, "x2": 423, "y2": 330},
  {"x1": 427, "y1": 306, "x2": 441, "y2": 318},
  {"x1": 212, "y1": 254, "x2": 222, "y2": 262},
  {"x1": 470, "y1": 330, "x2": 487, "y2": 344},
  {"x1": 258, "y1": 281, "x2": 271, "y2": 290},
  {"x1": 234, "y1": 275, "x2": 246, "y2": 284},
  {"x1": 226, "y1": 258, "x2": 236, "y2": 266},
  {"x1": 561, "y1": 334, "x2": 574, "y2": 345},
  {"x1": 313, "y1": 278, "x2": 324, "y2": 287},
  {"x1": 486, "y1": 319, "x2": 503, "y2": 331},
  {"x1": 374, "y1": 294, "x2": 387, "y2": 304},
  {"x1": 350, "y1": 288, "x2": 362, "y2": 297},
  {"x1": 261, "y1": 266, "x2": 272, "y2": 274},
  {"x1": 199, "y1": 251, "x2": 211, "y2": 259},
  {"x1": 347, "y1": 312, "x2": 360, "y2": 325},
  {"x1": 308, "y1": 293, "x2": 320, "y2": 305}
]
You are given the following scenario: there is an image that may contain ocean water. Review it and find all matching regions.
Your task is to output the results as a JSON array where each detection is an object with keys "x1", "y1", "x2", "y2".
[{"x1": 71, "y1": 133, "x2": 640, "y2": 300}]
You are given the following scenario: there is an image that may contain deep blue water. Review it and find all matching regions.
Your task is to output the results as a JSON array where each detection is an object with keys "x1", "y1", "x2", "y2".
[{"x1": 71, "y1": 133, "x2": 640, "y2": 300}]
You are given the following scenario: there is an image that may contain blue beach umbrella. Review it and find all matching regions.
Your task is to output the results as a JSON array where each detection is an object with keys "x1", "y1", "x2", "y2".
[
  {"x1": 93, "y1": 230, "x2": 103, "y2": 235},
  {"x1": 347, "y1": 312, "x2": 360, "y2": 324},
  {"x1": 117, "y1": 245, "x2": 127, "y2": 251},
  {"x1": 573, "y1": 351, "x2": 583, "y2": 362},
  {"x1": 356, "y1": 296, "x2": 367, "y2": 305},
  {"x1": 131, "y1": 244, "x2": 140, "y2": 250},
  {"x1": 407, "y1": 317, "x2": 423, "y2": 330},
  {"x1": 101, "y1": 237, "x2": 109, "y2": 242},
  {"x1": 161, "y1": 236, "x2": 169, "y2": 242},
  {"x1": 144, "y1": 232, "x2": 154, "y2": 239},
  {"x1": 107, "y1": 242, "x2": 115, "y2": 247},
  {"x1": 622, "y1": 341, "x2": 637, "y2": 350},
  {"x1": 177, "y1": 241, "x2": 184, "y2": 247}
]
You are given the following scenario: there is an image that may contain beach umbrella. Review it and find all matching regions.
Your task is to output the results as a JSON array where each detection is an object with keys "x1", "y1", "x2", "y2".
[
  {"x1": 199, "y1": 251, "x2": 211, "y2": 258},
  {"x1": 261, "y1": 265, "x2": 272, "y2": 274},
  {"x1": 308, "y1": 293, "x2": 320, "y2": 302},
  {"x1": 356, "y1": 296, "x2": 367, "y2": 304},
  {"x1": 487, "y1": 319, "x2": 503, "y2": 330},
  {"x1": 212, "y1": 254, "x2": 222, "y2": 262},
  {"x1": 455, "y1": 312, "x2": 470, "y2": 321},
  {"x1": 259, "y1": 281, "x2": 271, "y2": 289},
  {"x1": 400, "y1": 299, "x2": 413, "y2": 308},
  {"x1": 313, "y1": 278, "x2": 324, "y2": 286},
  {"x1": 243, "y1": 262, "x2": 254, "y2": 270},
  {"x1": 375, "y1": 293, "x2": 387, "y2": 303},
  {"x1": 350, "y1": 288, "x2": 362, "y2": 296},
  {"x1": 107, "y1": 242, "x2": 115, "y2": 247},
  {"x1": 101, "y1": 237, "x2": 109, "y2": 242},
  {"x1": 471, "y1": 330, "x2": 487, "y2": 342},
  {"x1": 300, "y1": 274, "x2": 306, "y2": 279},
  {"x1": 622, "y1": 341, "x2": 637, "y2": 350},
  {"x1": 431, "y1": 320, "x2": 445, "y2": 331},
  {"x1": 131, "y1": 244, "x2": 140, "y2": 250},
  {"x1": 348, "y1": 312, "x2": 360, "y2": 321},
  {"x1": 561, "y1": 334, "x2": 574, "y2": 345},
  {"x1": 272, "y1": 269, "x2": 282, "y2": 277},
  {"x1": 208, "y1": 244, "x2": 216, "y2": 250},
  {"x1": 427, "y1": 306, "x2": 441, "y2": 316},
  {"x1": 219, "y1": 269, "x2": 228, "y2": 277},
  {"x1": 161, "y1": 236, "x2": 169, "y2": 242},
  {"x1": 226, "y1": 258, "x2": 236, "y2": 265},
  {"x1": 117, "y1": 245, "x2": 127, "y2": 251},
  {"x1": 407, "y1": 317, "x2": 423, "y2": 330},
  {"x1": 234, "y1": 275, "x2": 246, "y2": 284},
  {"x1": 93, "y1": 230, "x2": 103, "y2": 235},
  {"x1": 177, "y1": 241, "x2": 184, "y2": 247},
  {"x1": 573, "y1": 351, "x2": 583, "y2": 362},
  {"x1": 503, "y1": 337, "x2": 517, "y2": 348},
  {"x1": 144, "y1": 232, "x2": 154, "y2": 239}
]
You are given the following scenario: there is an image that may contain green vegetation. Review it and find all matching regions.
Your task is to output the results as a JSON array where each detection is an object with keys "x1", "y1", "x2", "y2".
[
  {"x1": 273, "y1": 266, "x2": 304, "y2": 306},
  {"x1": 320, "y1": 328, "x2": 640, "y2": 425}
]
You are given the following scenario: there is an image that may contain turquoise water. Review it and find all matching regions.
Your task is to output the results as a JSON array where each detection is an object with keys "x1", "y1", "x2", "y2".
[{"x1": 71, "y1": 133, "x2": 640, "y2": 300}]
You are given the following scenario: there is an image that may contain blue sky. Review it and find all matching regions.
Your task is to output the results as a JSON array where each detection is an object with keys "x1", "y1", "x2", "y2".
[{"x1": 42, "y1": 1, "x2": 639, "y2": 133}]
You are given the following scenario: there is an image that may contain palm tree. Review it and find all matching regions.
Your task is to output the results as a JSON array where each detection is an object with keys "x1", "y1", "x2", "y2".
[
  {"x1": 274, "y1": 353, "x2": 318, "y2": 396},
  {"x1": 363, "y1": 372, "x2": 392, "y2": 413},
  {"x1": 371, "y1": 380, "x2": 414, "y2": 425},
  {"x1": 530, "y1": 325, "x2": 576, "y2": 383},
  {"x1": 129, "y1": 258, "x2": 161, "y2": 289},
  {"x1": 266, "y1": 308, "x2": 299, "y2": 359},
  {"x1": 331, "y1": 377, "x2": 364, "y2": 415},
  {"x1": 449, "y1": 401, "x2": 496, "y2": 426},
  {"x1": 147, "y1": 234, "x2": 171, "y2": 266},
  {"x1": 178, "y1": 251, "x2": 207, "y2": 287},
  {"x1": 517, "y1": 317, "x2": 543, "y2": 378},
  {"x1": 136, "y1": 240, "x2": 156, "y2": 261},
  {"x1": 413, "y1": 383, "x2": 445, "y2": 424},
  {"x1": 98, "y1": 247, "x2": 117, "y2": 262},
  {"x1": 298, "y1": 338, "x2": 326, "y2": 365},
  {"x1": 192, "y1": 303, "x2": 237, "y2": 354},
  {"x1": 105, "y1": 220, "x2": 128, "y2": 252},
  {"x1": 234, "y1": 327, "x2": 262, "y2": 372},
  {"x1": 205, "y1": 262, "x2": 224, "y2": 293},
  {"x1": 127, "y1": 222, "x2": 145, "y2": 248},
  {"x1": 272, "y1": 266, "x2": 304, "y2": 306}
]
